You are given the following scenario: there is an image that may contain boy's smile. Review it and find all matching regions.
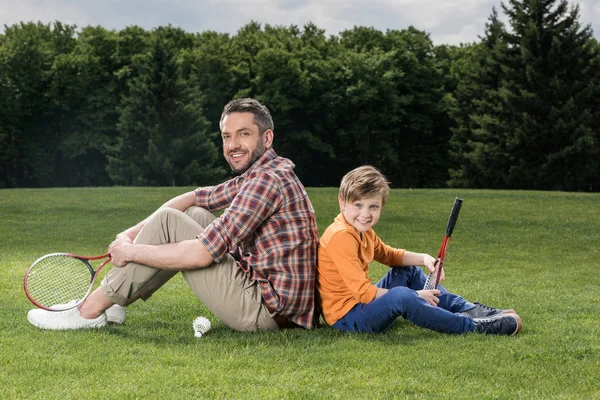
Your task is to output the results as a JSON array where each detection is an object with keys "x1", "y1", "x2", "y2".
[{"x1": 339, "y1": 194, "x2": 383, "y2": 233}]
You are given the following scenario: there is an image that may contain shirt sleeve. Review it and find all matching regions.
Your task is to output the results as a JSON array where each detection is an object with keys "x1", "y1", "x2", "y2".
[
  {"x1": 197, "y1": 171, "x2": 283, "y2": 262},
  {"x1": 195, "y1": 177, "x2": 242, "y2": 212},
  {"x1": 373, "y1": 235, "x2": 405, "y2": 267},
  {"x1": 326, "y1": 231, "x2": 378, "y2": 304}
]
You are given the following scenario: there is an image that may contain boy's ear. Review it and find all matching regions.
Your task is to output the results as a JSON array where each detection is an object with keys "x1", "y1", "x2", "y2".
[{"x1": 338, "y1": 196, "x2": 345, "y2": 211}]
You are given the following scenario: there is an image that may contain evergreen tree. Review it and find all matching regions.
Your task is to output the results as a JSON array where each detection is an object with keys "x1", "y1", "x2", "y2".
[
  {"x1": 49, "y1": 26, "x2": 120, "y2": 186},
  {"x1": 448, "y1": 9, "x2": 509, "y2": 188},
  {"x1": 450, "y1": 0, "x2": 600, "y2": 191},
  {"x1": 107, "y1": 27, "x2": 226, "y2": 186},
  {"x1": 0, "y1": 22, "x2": 78, "y2": 187}
]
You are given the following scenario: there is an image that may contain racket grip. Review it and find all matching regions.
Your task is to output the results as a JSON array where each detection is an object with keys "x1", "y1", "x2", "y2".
[{"x1": 445, "y1": 197, "x2": 463, "y2": 237}]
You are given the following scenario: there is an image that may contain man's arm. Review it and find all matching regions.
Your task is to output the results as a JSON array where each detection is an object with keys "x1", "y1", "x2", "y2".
[
  {"x1": 117, "y1": 191, "x2": 197, "y2": 241},
  {"x1": 111, "y1": 239, "x2": 214, "y2": 270}
]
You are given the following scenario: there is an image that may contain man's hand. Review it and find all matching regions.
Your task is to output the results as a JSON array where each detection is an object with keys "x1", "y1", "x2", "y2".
[
  {"x1": 108, "y1": 236, "x2": 133, "y2": 267},
  {"x1": 417, "y1": 289, "x2": 440, "y2": 306}
]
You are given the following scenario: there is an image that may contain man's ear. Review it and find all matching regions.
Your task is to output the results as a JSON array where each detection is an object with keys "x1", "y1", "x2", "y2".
[{"x1": 263, "y1": 129, "x2": 274, "y2": 148}]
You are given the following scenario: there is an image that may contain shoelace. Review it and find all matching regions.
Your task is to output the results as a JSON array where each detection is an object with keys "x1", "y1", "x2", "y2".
[{"x1": 474, "y1": 302, "x2": 496, "y2": 311}]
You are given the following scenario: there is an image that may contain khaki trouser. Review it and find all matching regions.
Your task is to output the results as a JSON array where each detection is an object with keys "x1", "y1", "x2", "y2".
[{"x1": 100, "y1": 206, "x2": 279, "y2": 331}]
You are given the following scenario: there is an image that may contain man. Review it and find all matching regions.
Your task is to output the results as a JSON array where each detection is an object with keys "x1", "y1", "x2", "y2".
[{"x1": 28, "y1": 98, "x2": 319, "y2": 331}]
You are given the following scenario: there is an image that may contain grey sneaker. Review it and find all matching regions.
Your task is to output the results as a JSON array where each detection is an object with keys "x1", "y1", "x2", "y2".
[
  {"x1": 474, "y1": 313, "x2": 522, "y2": 336},
  {"x1": 105, "y1": 304, "x2": 126, "y2": 325},
  {"x1": 461, "y1": 302, "x2": 515, "y2": 319},
  {"x1": 27, "y1": 307, "x2": 107, "y2": 330}
]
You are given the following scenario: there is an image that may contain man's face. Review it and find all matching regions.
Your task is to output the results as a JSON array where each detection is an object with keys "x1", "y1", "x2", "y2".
[{"x1": 220, "y1": 112, "x2": 271, "y2": 174}]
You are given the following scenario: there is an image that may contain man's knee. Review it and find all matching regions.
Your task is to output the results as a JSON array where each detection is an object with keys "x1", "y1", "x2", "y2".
[
  {"x1": 152, "y1": 206, "x2": 184, "y2": 222},
  {"x1": 184, "y1": 206, "x2": 217, "y2": 228}
]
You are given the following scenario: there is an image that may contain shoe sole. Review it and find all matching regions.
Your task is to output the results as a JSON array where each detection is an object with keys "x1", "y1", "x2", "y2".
[
  {"x1": 509, "y1": 314, "x2": 522, "y2": 336},
  {"x1": 27, "y1": 311, "x2": 107, "y2": 330},
  {"x1": 105, "y1": 305, "x2": 126, "y2": 325},
  {"x1": 474, "y1": 313, "x2": 522, "y2": 336}
]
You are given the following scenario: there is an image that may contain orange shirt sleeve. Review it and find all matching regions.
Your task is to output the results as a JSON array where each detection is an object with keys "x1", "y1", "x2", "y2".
[
  {"x1": 373, "y1": 235, "x2": 405, "y2": 267},
  {"x1": 326, "y1": 230, "x2": 378, "y2": 304}
]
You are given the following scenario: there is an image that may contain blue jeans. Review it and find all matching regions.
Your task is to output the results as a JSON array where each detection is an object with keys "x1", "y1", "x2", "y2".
[{"x1": 332, "y1": 266, "x2": 476, "y2": 334}]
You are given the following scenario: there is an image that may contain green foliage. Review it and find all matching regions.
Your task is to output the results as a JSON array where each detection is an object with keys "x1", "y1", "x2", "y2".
[
  {"x1": 0, "y1": 22, "x2": 78, "y2": 187},
  {"x1": 449, "y1": 1, "x2": 600, "y2": 191},
  {"x1": 1, "y1": 187, "x2": 599, "y2": 398},
  {"x1": 107, "y1": 27, "x2": 226, "y2": 186},
  {"x1": 0, "y1": 5, "x2": 599, "y2": 191}
]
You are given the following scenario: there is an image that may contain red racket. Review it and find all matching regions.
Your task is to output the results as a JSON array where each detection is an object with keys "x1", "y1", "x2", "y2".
[
  {"x1": 423, "y1": 198, "x2": 463, "y2": 290},
  {"x1": 24, "y1": 252, "x2": 112, "y2": 311}
]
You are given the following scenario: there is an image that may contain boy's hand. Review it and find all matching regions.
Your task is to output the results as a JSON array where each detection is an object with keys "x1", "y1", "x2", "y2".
[
  {"x1": 423, "y1": 254, "x2": 436, "y2": 272},
  {"x1": 417, "y1": 289, "x2": 440, "y2": 306},
  {"x1": 423, "y1": 254, "x2": 445, "y2": 281}
]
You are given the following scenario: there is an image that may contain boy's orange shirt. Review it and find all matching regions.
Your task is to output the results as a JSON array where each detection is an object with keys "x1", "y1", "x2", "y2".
[{"x1": 317, "y1": 213, "x2": 405, "y2": 325}]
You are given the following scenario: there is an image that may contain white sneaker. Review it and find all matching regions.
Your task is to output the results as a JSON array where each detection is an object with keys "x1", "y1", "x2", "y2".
[
  {"x1": 27, "y1": 307, "x2": 107, "y2": 330},
  {"x1": 105, "y1": 304, "x2": 126, "y2": 325}
]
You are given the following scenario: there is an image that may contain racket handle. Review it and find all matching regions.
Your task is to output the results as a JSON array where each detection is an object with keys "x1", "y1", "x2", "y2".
[{"x1": 445, "y1": 197, "x2": 463, "y2": 237}]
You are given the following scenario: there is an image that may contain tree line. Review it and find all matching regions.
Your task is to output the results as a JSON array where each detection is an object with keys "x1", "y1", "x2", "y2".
[{"x1": 1, "y1": 0, "x2": 598, "y2": 191}]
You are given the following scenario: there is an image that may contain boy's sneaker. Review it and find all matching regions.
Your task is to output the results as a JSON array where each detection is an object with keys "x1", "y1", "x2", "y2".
[
  {"x1": 105, "y1": 304, "x2": 126, "y2": 325},
  {"x1": 474, "y1": 313, "x2": 522, "y2": 336},
  {"x1": 27, "y1": 307, "x2": 107, "y2": 330},
  {"x1": 461, "y1": 302, "x2": 515, "y2": 319}
]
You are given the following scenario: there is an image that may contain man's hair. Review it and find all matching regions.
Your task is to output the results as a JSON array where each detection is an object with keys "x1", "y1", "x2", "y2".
[
  {"x1": 220, "y1": 98, "x2": 274, "y2": 134},
  {"x1": 339, "y1": 165, "x2": 390, "y2": 205}
]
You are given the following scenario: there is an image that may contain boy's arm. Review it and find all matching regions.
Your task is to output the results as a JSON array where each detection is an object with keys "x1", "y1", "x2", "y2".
[
  {"x1": 373, "y1": 236, "x2": 405, "y2": 267},
  {"x1": 372, "y1": 236, "x2": 436, "y2": 273},
  {"x1": 401, "y1": 251, "x2": 437, "y2": 273}
]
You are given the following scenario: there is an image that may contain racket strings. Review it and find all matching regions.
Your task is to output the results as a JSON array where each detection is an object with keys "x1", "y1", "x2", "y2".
[
  {"x1": 423, "y1": 236, "x2": 450, "y2": 290},
  {"x1": 26, "y1": 256, "x2": 93, "y2": 308},
  {"x1": 423, "y1": 263, "x2": 440, "y2": 291}
]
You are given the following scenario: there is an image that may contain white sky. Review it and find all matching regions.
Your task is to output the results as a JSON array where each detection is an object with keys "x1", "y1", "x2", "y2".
[{"x1": 1, "y1": 0, "x2": 598, "y2": 45}]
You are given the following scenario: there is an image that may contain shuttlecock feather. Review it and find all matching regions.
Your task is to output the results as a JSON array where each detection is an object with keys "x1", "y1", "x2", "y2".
[{"x1": 193, "y1": 316, "x2": 211, "y2": 337}]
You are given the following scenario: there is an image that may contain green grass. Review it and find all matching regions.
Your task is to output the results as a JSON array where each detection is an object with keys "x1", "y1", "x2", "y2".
[{"x1": 1, "y1": 187, "x2": 599, "y2": 399}]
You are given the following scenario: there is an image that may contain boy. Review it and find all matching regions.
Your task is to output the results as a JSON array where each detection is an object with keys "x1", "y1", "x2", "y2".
[{"x1": 316, "y1": 165, "x2": 521, "y2": 335}]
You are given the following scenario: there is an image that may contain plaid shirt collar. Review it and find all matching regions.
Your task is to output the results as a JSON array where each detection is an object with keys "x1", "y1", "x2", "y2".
[{"x1": 240, "y1": 148, "x2": 284, "y2": 178}]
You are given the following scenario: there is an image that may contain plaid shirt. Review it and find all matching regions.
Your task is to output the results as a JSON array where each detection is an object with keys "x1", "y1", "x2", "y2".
[{"x1": 195, "y1": 149, "x2": 319, "y2": 328}]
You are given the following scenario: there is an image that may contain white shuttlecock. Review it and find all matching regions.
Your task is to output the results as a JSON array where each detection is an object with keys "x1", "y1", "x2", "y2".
[{"x1": 193, "y1": 316, "x2": 211, "y2": 337}]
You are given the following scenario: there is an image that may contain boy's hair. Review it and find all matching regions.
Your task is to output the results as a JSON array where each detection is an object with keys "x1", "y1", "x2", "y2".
[
  {"x1": 339, "y1": 165, "x2": 390, "y2": 205},
  {"x1": 220, "y1": 98, "x2": 274, "y2": 134}
]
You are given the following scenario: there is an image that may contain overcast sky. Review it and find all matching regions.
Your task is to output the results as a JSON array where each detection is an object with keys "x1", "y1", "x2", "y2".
[{"x1": 1, "y1": 0, "x2": 598, "y2": 46}]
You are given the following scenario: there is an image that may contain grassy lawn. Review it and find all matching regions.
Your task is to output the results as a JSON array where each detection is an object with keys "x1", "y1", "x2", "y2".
[{"x1": 0, "y1": 187, "x2": 598, "y2": 399}]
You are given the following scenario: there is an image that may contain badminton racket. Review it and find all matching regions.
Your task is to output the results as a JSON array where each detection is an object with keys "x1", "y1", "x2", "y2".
[
  {"x1": 24, "y1": 252, "x2": 112, "y2": 311},
  {"x1": 423, "y1": 198, "x2": 463, "y2": 290}
]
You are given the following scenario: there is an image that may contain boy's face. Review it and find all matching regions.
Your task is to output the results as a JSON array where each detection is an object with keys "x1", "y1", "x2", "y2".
[{"x1": 339, "y1": 194, "x2": 383, "y2": 233}]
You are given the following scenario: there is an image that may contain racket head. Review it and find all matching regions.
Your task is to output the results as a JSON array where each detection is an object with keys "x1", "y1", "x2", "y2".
[
  {"x1": 24, "y1": 253, "x2": 95, "y2": 311},
  {"x1": 433, "y1": 260, "x2": 443, "y2": 288}
]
